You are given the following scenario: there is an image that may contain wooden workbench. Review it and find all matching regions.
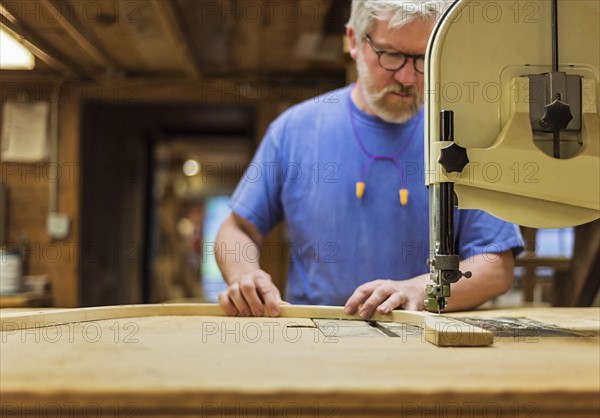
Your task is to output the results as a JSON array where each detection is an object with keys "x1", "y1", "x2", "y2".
[{"x1": 1, "y1": 306, "x2": 598, "y2": 417}]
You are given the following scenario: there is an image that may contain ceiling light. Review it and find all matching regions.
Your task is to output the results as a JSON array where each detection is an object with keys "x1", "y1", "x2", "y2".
[
  {"x1": 183, "y1": 159, "x2": 200, "y2": 177},
  {"x1": 0, "y1": 28, "x2": 35, "y2": 70}
]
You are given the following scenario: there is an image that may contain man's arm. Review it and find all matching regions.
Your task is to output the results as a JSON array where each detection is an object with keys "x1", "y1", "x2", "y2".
[
  {"x1": 345, "y1": 250, "x2": 515, "y2": 318},
  {"x1": 443, "y1": 250, "x2": 515, "y2": 311},
  {"x1": 215, "y1": 212, "x2": 283, "y2": 317}
]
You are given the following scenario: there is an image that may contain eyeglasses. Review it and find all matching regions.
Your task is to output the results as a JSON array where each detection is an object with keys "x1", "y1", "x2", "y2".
[{"x1": 364, "y1": 34, "x2": 425, "y2": 74}]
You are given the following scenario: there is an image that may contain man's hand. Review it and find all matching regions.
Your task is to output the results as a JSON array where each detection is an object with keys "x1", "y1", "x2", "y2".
[
  {"x1": 344, "y1": 278, "x2": 427, "y2": 319},
  {"x1": 218, "y1": 270, "x2": 283, "y2": 317}
]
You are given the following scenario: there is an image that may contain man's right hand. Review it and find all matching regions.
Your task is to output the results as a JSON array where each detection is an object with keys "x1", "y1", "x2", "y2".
[{"x1": 218, "y1": 270, "x2": 283, "y2": 317}]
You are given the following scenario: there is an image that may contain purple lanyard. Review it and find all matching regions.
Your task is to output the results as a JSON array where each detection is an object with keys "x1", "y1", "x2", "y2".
[{"x1": 347, "y1": 93, "x2": 422, "y2": 187}]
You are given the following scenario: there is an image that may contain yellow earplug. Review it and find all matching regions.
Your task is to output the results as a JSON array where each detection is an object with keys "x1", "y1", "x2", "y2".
[
  {"x1": 356, "y1": 181, "x2": 365, "y2": 199},
  {"x1": 399, "y1": 188, "x2": 409, "y2": 206}
]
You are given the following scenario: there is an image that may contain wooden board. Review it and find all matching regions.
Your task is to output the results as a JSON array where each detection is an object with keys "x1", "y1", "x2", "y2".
[
  {"x1": 0, "y1": 303, "x2": 493, "y2": 347},
  {"x1": 1, "y1": 307, "x2": 599, "y2": 417}
]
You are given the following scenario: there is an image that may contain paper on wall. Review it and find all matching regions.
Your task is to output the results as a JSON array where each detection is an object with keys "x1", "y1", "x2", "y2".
[{"x1": 1, "y1": 101, "x2": 49, "y2": 162}]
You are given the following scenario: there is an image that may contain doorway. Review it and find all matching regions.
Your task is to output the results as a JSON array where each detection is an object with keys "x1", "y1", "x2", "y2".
[
  {"x1": 150, "y1": 136, "x2": 252, "y2": 302},
  {"x1": 79, "y1": 101, "x2": 255, "y2": 306}
]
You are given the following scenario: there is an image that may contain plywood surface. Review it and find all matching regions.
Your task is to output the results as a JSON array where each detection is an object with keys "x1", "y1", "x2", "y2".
[{"x1": 1, "y1": 307, "x2": 599, "y2": 417}]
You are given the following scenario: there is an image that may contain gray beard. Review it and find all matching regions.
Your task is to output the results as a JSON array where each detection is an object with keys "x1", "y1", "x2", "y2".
[{"x1": 356, "y1": 55, "x2": 421, "y2": 123}]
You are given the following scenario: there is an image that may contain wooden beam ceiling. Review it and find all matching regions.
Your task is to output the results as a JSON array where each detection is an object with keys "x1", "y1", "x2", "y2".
[
  {"x1": 38, "y1": 0, "x2": 115, "y2": 75},
  {"x1": 149, "y1": 0, "x2": 201, "y2": 80},
  {"x1": 0, "y1": 0, "x2": 348, "y2": 83},
  {"x1": 0, "y1": 2, "x2": 84, "y2": 77}
]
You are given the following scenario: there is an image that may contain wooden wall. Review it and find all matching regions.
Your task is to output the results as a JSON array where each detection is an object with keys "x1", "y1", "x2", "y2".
[
  {"x1": 1, "y1": 75, "x2": 343, "y2": 307},
  {"x1": 1, "y1": 76, "x2": 81, "y2": 307}
]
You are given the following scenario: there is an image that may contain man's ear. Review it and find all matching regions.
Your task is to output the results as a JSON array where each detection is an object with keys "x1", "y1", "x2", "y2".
[{"x1": 347, "y1": 27, "x2": 358, "y2": 61}]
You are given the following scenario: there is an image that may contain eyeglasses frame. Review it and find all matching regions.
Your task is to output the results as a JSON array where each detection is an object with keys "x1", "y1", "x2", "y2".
[{"x1": 364, "y1": 34, "x2": 425, "y2": 74}]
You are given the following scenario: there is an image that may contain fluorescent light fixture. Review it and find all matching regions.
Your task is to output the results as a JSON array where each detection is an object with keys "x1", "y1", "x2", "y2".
[{"x1": 0, "y1": 28, "x2": 35, "y2": 70}]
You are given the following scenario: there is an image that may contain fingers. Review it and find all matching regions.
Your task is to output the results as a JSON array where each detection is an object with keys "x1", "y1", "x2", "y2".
[
  {"x1": 218, "y1": 290, "x2": 236, "y2": 315},
  {"x1": 358, "y1": 281, "x2": 398, "y2": 319},
  {"x1": 376, "y1": 286, "x2": 424, "y2": 314},
  {"x1": 344, "y1": 280, "x2": 383, "y2": 314},
  {"x1": 239, "y1": 275, "x2": 264, "y2": 316},
  {"x1": 254, "y1": 273, "x2": 282, "y2": 317},
  {"x1": 345, "y1": 280, "x2": 420, "y2": 319},
  {"x1": 402, "y1": 294, "x2": 423, "y2": 311},
  {"x1": 220, "y1": 270, "x2": 282, "y2": 317},
  {"x1": 376, "y1": 292, "x2": 406, "y2": 315},
  {"x1": 226, "y1": 281, "x2": 253, "y2": 316}
]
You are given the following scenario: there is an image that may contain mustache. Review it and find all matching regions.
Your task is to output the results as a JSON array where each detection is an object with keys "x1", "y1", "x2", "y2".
[{"x1": 382, "y1": 83, "x2": 418, "y2": 96}]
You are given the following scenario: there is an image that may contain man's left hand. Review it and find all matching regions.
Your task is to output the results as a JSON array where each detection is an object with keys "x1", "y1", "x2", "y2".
[{"x1": 344, "y1": 278, "x2": 426, "y2": 319}]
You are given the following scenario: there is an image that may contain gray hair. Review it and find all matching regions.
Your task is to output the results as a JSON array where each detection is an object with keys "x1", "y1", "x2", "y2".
[{"x1": 346, "y1": 0, "x2": 452, "y2": 42}]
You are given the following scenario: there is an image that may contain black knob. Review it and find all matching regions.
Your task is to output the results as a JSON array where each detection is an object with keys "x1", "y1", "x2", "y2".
[
  {"x1": 439, "y1": 143, "x2": 469, "y2": 173},
  {"x1": 539, "y1": 99, "x2": 573, "y2": 130}
]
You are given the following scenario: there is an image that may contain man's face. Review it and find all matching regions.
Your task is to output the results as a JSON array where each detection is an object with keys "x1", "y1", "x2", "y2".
[{"x1": 355, "y1": 18, "x2": 434, "y2": 123}]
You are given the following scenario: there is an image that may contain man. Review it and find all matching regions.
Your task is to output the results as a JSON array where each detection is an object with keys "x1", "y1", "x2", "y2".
[{"x1": 215, "y1": 0, "x2": 523, "y2": 318}]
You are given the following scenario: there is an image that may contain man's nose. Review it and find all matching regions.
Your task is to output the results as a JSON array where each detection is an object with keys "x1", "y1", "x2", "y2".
[{"x1": 393, "y1": 60, "x2": 419, "y2": 85}]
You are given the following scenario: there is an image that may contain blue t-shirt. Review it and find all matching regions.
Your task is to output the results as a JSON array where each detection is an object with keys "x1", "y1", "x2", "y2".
[{"x1": 229, "y1": 86, "x2": 524, "y2": 306}]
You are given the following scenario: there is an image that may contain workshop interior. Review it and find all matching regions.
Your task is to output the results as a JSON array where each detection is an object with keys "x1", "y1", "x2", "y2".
[
  {"x1": 0, "y1": 0, "x2": 599, "y2": 416},
  {"x1": 1, "y1": 0, "x2": 598, "y2": 310}
]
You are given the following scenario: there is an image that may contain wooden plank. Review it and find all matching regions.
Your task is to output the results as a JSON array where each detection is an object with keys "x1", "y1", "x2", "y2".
[
  {"x1": 0, "y1": 308, "x2": 598, "y2": 417},
  {"x1": 0, "y1": 303, "x2": 493, "y2": 346}
]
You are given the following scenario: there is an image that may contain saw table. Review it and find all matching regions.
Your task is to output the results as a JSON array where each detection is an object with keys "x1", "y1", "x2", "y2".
[{"x1": 0, "y1": 305, "x2": 598, "y2": 417}]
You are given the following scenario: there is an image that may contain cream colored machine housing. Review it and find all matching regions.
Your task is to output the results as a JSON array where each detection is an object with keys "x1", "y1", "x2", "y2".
[{"x1": 425, "y1": 0, "x2": 600, "y2": 228}]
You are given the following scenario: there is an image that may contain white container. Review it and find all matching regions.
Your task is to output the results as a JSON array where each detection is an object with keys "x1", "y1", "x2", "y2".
[{"x1": 0, "y1": 249, "x2": 21, "y2": 294}]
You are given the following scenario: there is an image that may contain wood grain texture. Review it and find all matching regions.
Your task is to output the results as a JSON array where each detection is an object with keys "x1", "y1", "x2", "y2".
[
  {"x1": 0, "y1": 303, "x2": 492, "y2": 346},
  {"x1": 0, "y1": 308, "x2": 599, "y2": 417}
]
